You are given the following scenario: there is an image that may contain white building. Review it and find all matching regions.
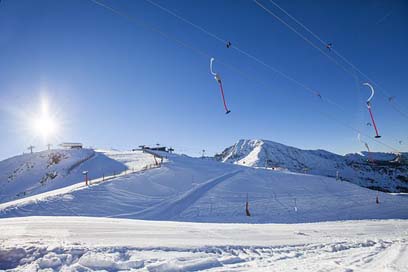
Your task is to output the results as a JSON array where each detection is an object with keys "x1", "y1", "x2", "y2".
[{"x1": 60, "y1": 142, "x2": 83, "y2": 149}]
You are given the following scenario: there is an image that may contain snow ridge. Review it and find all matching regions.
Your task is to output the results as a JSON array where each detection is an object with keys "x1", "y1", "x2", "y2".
[{"x1": 216, "y1": 139, "x2": 408, "y2": 193}]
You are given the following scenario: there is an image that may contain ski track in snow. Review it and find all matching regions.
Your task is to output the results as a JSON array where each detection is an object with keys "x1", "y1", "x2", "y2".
[{"x1": 121, "y1": 170, "x2": 243, "y2": 220}]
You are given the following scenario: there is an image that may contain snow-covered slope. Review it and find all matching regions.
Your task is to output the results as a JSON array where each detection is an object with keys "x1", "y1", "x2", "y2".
[
  {"x1": 1, "y1": 151, "x2": 407, "y2": 223},
  {"x1": 1, "y1": 216, "x2": 407, "y2": 271},
  {"x1": 1, "y1": 150, "x2": 408, "y2": 271},
  {"x1": 216, "y1": 139, "x2": 408, "y2": 193},
  {"x1": 0, "y1": 149, "x2": 147, "y2": 203}
]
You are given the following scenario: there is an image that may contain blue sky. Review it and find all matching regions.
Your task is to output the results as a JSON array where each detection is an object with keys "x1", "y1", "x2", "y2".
[{"x1": 0, "y1": 0, "x2": 407, "y2": 159}]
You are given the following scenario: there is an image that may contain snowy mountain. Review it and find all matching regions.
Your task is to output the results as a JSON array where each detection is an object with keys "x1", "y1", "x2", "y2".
[{"x1": 216, "y1": 139, "x2": 408, "y2": 193}]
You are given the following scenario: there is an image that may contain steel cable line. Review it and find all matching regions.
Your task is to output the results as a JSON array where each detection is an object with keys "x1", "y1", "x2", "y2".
[
  {"x1": 89, "y1": 0, "x2": 209, "y2": 59},
  {"x1": 145, "y1": 0, "x2": 226, "y2": 44},
  {"x1": 268, "y1": 0, "x2": 408, "y2": 118},
  {"x1": 318, "y1": 109, "x2": 400, "y2": 153},
  {"x1": 144, "y1": 0, "x2": 347, "y2": 112},
  {"x1": 144, "y1": 0, "x2": 398, "y2": 137},
  {"x1": 265, "y1": 0, "x2": 408, "y2": 119},
  {"x1": 88, "y1": 0, "x2": 400, "y2": 153},
  {"x1": 253, "y1": 0, "x2": 356, "y2": 78},
  {"x1": 91, "y1": 0, "x2": 340, "y2": 110},
  {"x1": 89, "y1": 0, "x2": 261, "y2": 86}
]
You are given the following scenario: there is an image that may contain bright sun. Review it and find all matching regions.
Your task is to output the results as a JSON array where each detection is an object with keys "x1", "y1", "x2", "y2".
[
  {"x1": 33, "y1": 115, "x2": 57, "y2": 139},
  {"x1": 30, "y1": 98, "x2": 59, "y2": 142}
]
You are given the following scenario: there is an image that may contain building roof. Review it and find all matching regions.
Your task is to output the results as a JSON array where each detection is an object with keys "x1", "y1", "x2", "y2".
[{"x1": 60, "y1": 143, "x2": 83, "y2": 147}]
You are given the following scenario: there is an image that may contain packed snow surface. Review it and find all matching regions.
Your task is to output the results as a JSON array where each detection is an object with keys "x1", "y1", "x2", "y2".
[
  {"x1": 0, "y1": 216, "x2": 407, "y2": 271},
  {"x1": 1, "y1": 150, "x2": 407, "y2": 223}
]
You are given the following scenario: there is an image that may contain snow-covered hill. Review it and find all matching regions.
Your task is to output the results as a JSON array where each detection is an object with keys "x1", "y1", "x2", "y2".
[
  {"x1": 1, "y1": 149, "x2": 408, "y2": 271},
  {"x1": 216, "y1": 139, "x2": 408, "y2": 193},
  {"x1": 1, "y1": 216, "x2": 407, "y2": 271},
  {"x1": 1, "y1": 150, "x2": 407, "y2": 223},
  {"x1": 0, "y1": 149, "x2": 158, "y2": 203}
]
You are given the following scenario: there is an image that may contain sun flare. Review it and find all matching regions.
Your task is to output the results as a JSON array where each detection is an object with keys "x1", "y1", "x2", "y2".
[
  {"x1": 30, "y1": 97, "x2": 60, "y2": 142},
  {"x1": 32, "y1": 115, "x2": 57, "y2": 139}
]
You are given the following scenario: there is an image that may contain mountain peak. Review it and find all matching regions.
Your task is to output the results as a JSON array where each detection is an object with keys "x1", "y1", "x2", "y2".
[{"x1": 216, "y1": 139, "x2": 408, "y2": 193}]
